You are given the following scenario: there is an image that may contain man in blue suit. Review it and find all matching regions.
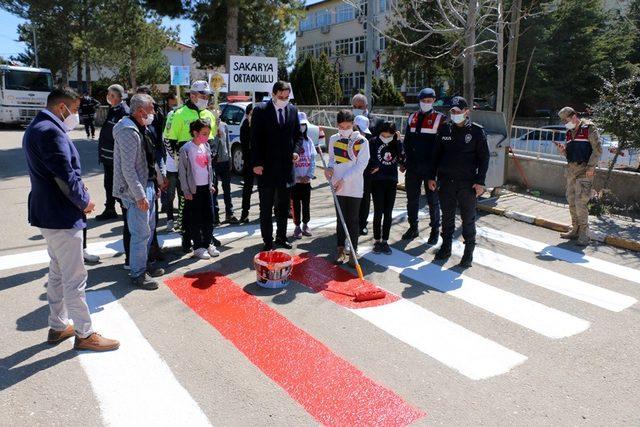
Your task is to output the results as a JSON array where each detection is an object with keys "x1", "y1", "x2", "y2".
[{"x1": 23, "y1": 87, "x2": 119, "y2": 352}]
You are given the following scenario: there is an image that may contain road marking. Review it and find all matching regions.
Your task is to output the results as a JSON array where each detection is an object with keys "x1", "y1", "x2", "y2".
[
  {"x1": 165, "y1": 272, "x2": 426, "y2": 426},
  {"x1": 80, "y1": 290, "x2": 211, "y2": 426},
  {"x1": 477, "y1": 226, "x2": 640, "y2": 285},
  {"x1": 360, "y1": 247, "x2": 590, "y2": 339},
  {"x1": 437, "y1": 239, "x2": 637, "y2": 312},
  {"x1": 291, "y1": 254, "x2": 527, "y2": 380}
]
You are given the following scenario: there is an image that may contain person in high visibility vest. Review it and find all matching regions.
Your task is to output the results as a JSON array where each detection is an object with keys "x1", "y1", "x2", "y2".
[{"x1": 163, "y1": 80, "x2": 218, "y2": 252}]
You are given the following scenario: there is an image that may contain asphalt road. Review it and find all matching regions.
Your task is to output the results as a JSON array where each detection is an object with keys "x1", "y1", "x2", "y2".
[{"x1": 1, "y1": 127, "x2": 640, "y2": 426}]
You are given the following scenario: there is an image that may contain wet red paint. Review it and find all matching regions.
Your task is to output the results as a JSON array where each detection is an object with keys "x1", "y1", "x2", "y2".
[
  {"x1": 291, "y1": 253, "x2": 400, "y2": 309},
  {"x1": 165, "y1": 272, "x2": 425, "y2": 426}
]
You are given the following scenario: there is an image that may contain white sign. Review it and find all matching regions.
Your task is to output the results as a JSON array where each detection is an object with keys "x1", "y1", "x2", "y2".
[
  {"x1": 229, "y1": 55, "x2": 278, "y2": 93},
  {"x1": 170, "y1": 66, "x2": 190, "y2": 86},
  {"x1": 208, "y1": 72, "x2": 229, "y2": 93}
]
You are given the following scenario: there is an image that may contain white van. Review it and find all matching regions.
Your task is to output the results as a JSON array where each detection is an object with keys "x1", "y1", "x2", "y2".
[{"x1": 0, "y1": 65, "x2": 54, "y2": 125}]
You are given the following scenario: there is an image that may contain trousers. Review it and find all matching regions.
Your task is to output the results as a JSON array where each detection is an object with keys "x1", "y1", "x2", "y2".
[
  {"x1": 372, "y1": 180, "x2": 397, "y2": 241},
  {"x1": 336, "y1": 195, "x2": 361, "y2": 250},
  {"x1": 439, "y1": 179, "x2": 477, "y2": 244},
  {"x1": 258, "y1": 185, "x2": 290, "y2": 243},
  {"x1": 405, "y1": 170, "x2": 440, "y2": 228},
  {"x1": 566, "y1": 162, "x2": 592, "y2": 226}
]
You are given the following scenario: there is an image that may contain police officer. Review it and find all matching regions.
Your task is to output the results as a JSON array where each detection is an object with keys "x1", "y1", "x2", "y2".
[
  {"x1": 428, "y1": 96, "x2": 489, "y2": 268},
  {"x1": 402, "y1": 87, "x2": 445, "y2": 243},
  {"x1": 163, "y1": 80, "x2": 218, "y2": 251},
  {"x1": 557, "y1": 107, "x2": 602, "y2": 246}
]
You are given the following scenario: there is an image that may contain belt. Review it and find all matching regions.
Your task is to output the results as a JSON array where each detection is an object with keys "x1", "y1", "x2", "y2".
[{"x1": 569, "y1": 161, "x2": 586, "y2": 166}]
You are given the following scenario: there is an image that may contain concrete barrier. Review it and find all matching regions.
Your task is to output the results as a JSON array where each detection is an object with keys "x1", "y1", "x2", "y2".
[{"x1": 507, "y1": 154, "x2": 640, "y2": 205}]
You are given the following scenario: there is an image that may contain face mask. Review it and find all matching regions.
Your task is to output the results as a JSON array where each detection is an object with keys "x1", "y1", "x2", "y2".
[
  {"x1": 300, "y1": 124, "x2": 307, "y2": 133},
  {"x1": 195, "y1": 134, "x2": 209, "y2": 144},
  {"x1": 380, "y1": 135, "x2": 394, "y2": 144},
  {"x1": 565, "y1": 122, "x2": 576, "y2": 130},
  {"x1": 451, "y1": 113, "x2": 466, "y2": 124},
  {"x1": 62, "y1": 105, "x2": 80, "y2": 132},
  {"x1": 338, "y1": 128, "x2": 353, "y2": 139},
  {"x1": 352, "y1": 108, "x2": 366, "y2": 116},
  {"x1": 195, "y1": 98, "x2": 208, "y2": 110},
  {"x1": 143, "y1": 113, "x2": 154, "y2": 126},
  {"x1": 420, "y1": 102, "x2": 433, "y2": 112},
  {"x1": 274, "y1": 98, "x2": 289, "y2": 109}
]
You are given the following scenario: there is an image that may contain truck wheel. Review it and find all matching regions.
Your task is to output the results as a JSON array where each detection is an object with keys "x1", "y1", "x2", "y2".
[{"x1": 231, "y1": 144, "x2": 244, "y2": 175}]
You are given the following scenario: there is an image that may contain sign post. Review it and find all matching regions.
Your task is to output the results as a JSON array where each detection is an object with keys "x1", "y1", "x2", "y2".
[{"x1": 229, "y1": 55, "x2": 278, "y2": 94}]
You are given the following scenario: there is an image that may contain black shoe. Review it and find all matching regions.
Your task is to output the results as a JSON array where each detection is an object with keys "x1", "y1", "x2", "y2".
[
  {"x1": 381, "y1": 242, "x2": 392, "y2": 255},
  {"x1": 226, "y1": 214, "x2": 239, "y2": 224},
  {"x1": 434, "y1": 240, "x2": 452, "y2": 260},
  {"x1": 275, "y1": 238, "x2": 292, "y2": 250},
  {"x1": 95, "y1": 209, "x2": 118, "y2": 221},
  {"x1": 181, "y1": 236, "x2": 192, "y2": 253},
  {"x1": 131, "y1": 273, "x2": 159, "y2": 290},
  {"x1": 360, "y1": 227, "x2": 368, "y2": 236},
  {"x1": 147, "y1": 265, "x2": 164, "y2": 277},
  {"x1": 401, "y1": 226, "x2": 419, "y2": 240},
  {"x1": 211, "y1": 236, "x2": 221, "y2": 247},
  {"x1": 239, "y1": 214, "x2": 250, "y2": 223},
  {"x1": 372, "y1": 241, "x2": 382, "y2": 254},
  {"x1": 458, "y1": 244, "x2": 475, "y2": 268},
  {"x1": 427, "y1": 228, "x2": 439, "y2": 245},
  {"x1": 213, "y1": 216, "x2": 220, "y2": 226},
  {"x1": 263, "y1": 241, "x2": 274, "y2": 251}
]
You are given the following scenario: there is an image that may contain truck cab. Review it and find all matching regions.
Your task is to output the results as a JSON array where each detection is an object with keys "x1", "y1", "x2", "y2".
[{"x1": 0, "y1": 65, "x2": 54, "y2": 125}]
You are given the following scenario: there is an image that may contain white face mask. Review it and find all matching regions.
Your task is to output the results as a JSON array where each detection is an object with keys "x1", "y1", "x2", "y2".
[
  {"x1": 195, "y1": 98, "x2": 208, "y2": 110},
  {"x1": 451, "y1": 113, "x2": 466, "y2": 124},
  {"x1": 380, "y1": 135, "x2": 393, "y2": 144},
  {"x1": 274, "y1": 98, "x2": 289, "y2": 109},
  {"x1": 143, "y1": 113, "x2": 155, "y2": 126},
  {"x1": 352, "y1": 108, "x2": 366, "y2": 116},
  {"x1": 338, "y1": 128, "x2": 353, "y2": 139},
  {"x1": 419, "y1": 102, "x2": 433, "y2": 112},
  {"x1": 62, "y1": 105, "x2": 80, "y2": 132},
  {"x1": 565, "y1": 121, "x2": 576, "y2": 130}
]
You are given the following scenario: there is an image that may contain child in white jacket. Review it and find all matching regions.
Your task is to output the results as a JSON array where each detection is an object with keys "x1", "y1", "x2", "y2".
[
  {"x1": 292, "y1": 112, "x2": 316, "y2": 239},
  {"x1": 325, "y1": 110, "x2": 370, "y2": 266}
]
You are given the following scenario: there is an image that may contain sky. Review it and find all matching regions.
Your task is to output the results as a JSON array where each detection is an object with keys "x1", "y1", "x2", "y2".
[{"x1": 0, "y1": 1, "x2": 320, "y2": 62}]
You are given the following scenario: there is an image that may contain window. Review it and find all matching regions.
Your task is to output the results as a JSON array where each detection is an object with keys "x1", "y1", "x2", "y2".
[
  {"x1": 378, "y1": 34, "x2": 387, "y2": 51},
  {"x1": 316, "y1": 9, "x2": 331, "y2": 27},
  {"x1": 340, "y1": 73, "x2": 354, "y2": 95},
  {"x1": 335, "y1": 38, "x2": 353, "y2": 56},
  {"x1": 4, "y1": 70, "x2": 53, "y2": 92},
  {"x1": 353, "y1": 36, "x2": 366, "y2": 55},
  {"x1": 335, "y1": 4, "x2": 355, "y2": 23},
  {"x1": 299, "y1": 13, "x2": 315, "y2": 31},
  {"x1": 353, "y1": 72, "x2": 365, "y2": 92},
  {"x1": 297, "y1": 45, "x2": 314, "y2": 59},
  {"x1": 315, "y1": 42, "x2": 332, "y2": 57},
  {"x1": 221, "y1": 106, "x2": 244, "y2": 126},
  {"x1": 378, "y1": 0, "x2": 391, "y2": 13}
]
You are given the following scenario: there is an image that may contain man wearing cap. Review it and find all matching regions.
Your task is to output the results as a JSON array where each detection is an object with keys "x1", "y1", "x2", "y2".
[
  {"x1": 163, "y1": 80, "x2": 218, "y2": 252},
  {"x1": 401, "y1": 87, "x2": 445, "y2": 243},
  {"x1": 557, "y1": 107, "x2": 602, "y2": 246},
  {"x1": 96, "y1": 84, "x2": 129, "y2": 221},
  {"x1": 428, "y1": 96, "x2": 489, "y2": 268}
]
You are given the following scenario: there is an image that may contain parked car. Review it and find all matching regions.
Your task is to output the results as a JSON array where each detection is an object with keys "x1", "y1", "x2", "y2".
[
  {"x1": 219, "y1": 101, "x2": 326, "y2": 174},
  {"x1": 510, "y1": 125, "x2": 640, "y2": 170}
]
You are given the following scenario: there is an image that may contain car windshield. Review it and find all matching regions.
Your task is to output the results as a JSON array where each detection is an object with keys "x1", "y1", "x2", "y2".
[{"x1": 4, "y1": 70, "x2": 54, "y2": 92}]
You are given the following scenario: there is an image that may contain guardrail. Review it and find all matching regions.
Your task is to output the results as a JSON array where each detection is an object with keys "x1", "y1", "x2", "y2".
[{"x1": 510, "y1": 125, "x2": 566, "y2": 161}]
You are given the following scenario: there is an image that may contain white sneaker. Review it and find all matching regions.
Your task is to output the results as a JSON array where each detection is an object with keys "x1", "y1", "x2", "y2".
[
  {"x1": 166, "y1": 220, "x2": 175, "y2": 232},
  {"x1": 207, "y1": 245, "x2": 220, "y2": 258},
  {"x1": 193, "y1": 248, "x2": 211, "y2": 260},
  {"x1": 83, "y1": 250, "x2": 100, "y2": 263}
]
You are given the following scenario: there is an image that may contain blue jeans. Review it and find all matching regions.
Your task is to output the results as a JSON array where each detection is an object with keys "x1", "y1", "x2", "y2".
[{"x1": 122, "y1": 182, "x2": 156, "y2": 278}]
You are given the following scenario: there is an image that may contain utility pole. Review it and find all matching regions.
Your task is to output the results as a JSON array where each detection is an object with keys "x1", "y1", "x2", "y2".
[
  {"x1": 32, "y1": 25, "x2": 39, "y2": 68},
  {"x1": 364, "y1": 0, "x2": 375, "y2": 105}
]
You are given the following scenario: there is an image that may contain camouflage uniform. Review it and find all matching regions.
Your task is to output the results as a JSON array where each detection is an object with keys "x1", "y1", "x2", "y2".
[{"x1": 561, "y1": 116, "x2": 602, "y2": 245}]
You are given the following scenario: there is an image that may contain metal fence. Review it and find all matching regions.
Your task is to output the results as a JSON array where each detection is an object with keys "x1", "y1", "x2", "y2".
[{"x1": 509, "y1": 125, "x2": 567, "y2": 160}]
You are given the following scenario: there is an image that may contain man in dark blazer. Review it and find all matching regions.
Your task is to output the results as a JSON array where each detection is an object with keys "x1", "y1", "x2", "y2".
[
  {"x1": 250, "y1": 81, "x2": 303, "y2": 250},
  {"x1": 23, "y1": 87, "x2": 119, "y2": 352}
]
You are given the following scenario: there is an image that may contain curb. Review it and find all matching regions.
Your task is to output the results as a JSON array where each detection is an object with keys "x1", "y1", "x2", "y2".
[{"x1": 476, "y1": 203, "x2": 639, "y2": 252}]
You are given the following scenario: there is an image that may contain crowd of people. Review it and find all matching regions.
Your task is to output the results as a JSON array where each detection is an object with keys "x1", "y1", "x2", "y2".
[{"x1": 23, "y1": 78, "x2": 597, "y2": 352}]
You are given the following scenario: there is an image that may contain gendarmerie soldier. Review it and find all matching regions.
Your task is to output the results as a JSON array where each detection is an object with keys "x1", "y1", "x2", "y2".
[
  {"x1": 556, "y1": 107, "x2": 602, "y2": 246},
  {"x1": 401, "y1": 87, "x2": 445, "y2": 243},
  {"x1": 428, "y1": 96, "x2": 489, "y2": 268}
]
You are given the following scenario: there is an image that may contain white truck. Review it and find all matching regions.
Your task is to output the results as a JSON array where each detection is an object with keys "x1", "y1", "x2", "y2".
[{"x1": 0, "y1": 65, "x2": 54, "y2": 125}]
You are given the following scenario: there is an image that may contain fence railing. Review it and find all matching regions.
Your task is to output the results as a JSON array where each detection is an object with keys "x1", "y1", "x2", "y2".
[{"x1": 509, "y1": 125, "x2": 567, "y2": 160}]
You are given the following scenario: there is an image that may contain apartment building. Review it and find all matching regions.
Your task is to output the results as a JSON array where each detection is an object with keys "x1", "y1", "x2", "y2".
[{"x1": 296, "y1": 0, "x2": 398, "y2": 101}]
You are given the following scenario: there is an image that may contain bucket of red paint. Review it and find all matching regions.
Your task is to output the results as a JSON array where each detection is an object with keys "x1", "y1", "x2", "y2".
[{"x1": 254, "y1": 251, "x2": 293, "y2": 289}]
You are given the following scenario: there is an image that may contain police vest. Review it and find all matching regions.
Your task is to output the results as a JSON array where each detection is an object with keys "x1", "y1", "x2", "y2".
[
  {"x1": 565, "y1": 122, "x2": 593, "y2": 164},
  {"x1": 408, "y1": 110, "x2": 443, "y2": 135},
  {"x1": 164, "y1": 104, "x2": 217, "y2": 144}
]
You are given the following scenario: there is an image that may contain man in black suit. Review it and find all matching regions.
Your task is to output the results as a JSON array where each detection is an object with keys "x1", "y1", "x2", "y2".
[{"x1": 251, "y1": 81, "x2": 303, "y2": 250}]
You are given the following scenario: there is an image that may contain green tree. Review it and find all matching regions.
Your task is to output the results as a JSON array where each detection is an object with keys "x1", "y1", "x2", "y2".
[
  {"x1": 372, "y1": 77, "x2": 404, "y2": 106},
  {"x1": 289, "y1": 53, "x2": 342, "y2": 105}
]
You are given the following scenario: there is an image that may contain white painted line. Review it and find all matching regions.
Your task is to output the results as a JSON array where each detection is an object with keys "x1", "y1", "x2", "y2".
[
  {"x1": 444, "y1": 239, "x2": 636, "y2": 312},
  {"x1": 81, "y1": 290, "x2": 211, "y2": 426},
  {"x1": 361, "y1": 247, "x2": 590, "y2": 339},
  {"x1": 477, "y1": 226, "x2": 640, "y2": 285},
  {"x1": 505, "y1": 210, "x2": 536, "y2": 224},
  {"x1": 350, "y1": 299, "x2": 527, "y2": 380}
]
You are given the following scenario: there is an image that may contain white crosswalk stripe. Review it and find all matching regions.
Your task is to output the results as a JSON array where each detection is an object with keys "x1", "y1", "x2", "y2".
[{"x1": 360, "y1": 247, "x2": 591, "y2": 339}]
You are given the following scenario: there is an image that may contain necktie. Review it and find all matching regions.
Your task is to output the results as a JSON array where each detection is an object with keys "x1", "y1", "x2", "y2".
[{"x1": 278, "y1": 108, "x2": 284, "y2": 126}]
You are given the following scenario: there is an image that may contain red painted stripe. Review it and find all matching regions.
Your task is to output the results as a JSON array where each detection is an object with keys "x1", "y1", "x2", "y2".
[
  {"x1": 291, "y1": 253, "x2": 400, "y2": 309},
  {"x1": 165, "y1": 272, "x2": 425, "y2": 426}
]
